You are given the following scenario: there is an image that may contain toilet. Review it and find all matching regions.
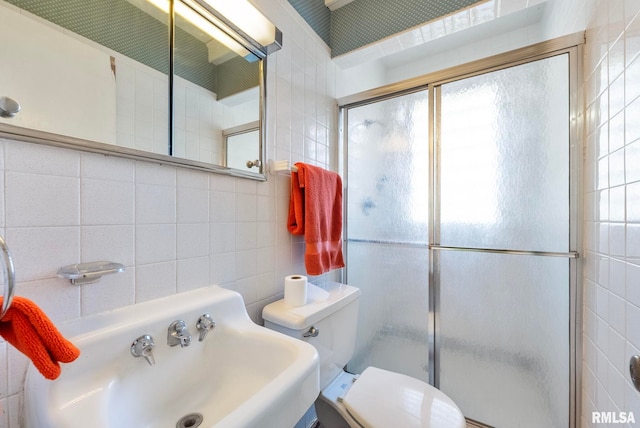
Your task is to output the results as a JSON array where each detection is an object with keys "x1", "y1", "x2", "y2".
[{"x1": 262, "y1": 281, "x2": 466, "y2": 428}]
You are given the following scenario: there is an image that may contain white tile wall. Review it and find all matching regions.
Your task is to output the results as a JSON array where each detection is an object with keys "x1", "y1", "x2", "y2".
[
  {"x1": 0, "y1": 0, "x2": 336, "y2": 426},
  {"x1": 583, "y1": 0, "x2": 640, "y2": 426}
]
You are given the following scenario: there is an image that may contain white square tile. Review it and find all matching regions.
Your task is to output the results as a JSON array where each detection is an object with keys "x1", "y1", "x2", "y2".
[
  {"x1": 6, "y1": 227, "x2": 79, "y2": 282},
  {"x1": 177, "y1": 256, "x2": 210, "y2": 293},
  {"x1": 608, "y1": 292, "x2": 626, "y2": 334},
  {"x1": 210, "y1": 222, "x2": 235, "y2": 254},
  {"x1": 628, "y1": 225, "x2": 640, "y2": 267},
  {"x1": 236, "y1": 222, "x2": 257, "y2": 251},
  {"x1": 256, "y1": 221, "x2": 275, "y2": 249},
  {"x1": 15, "y1": 277, "x2": 80, "y2": 322},
  {"x1": 626, "y1": 262, "x2": 640, "y2": 307},
  {"x1": 81, "y1": 268, "x2": 134, "y2": 316},
  {"x1": 177, "y1": 187, "x2": 209, "y2": 224},
  {"x1": 210, "y1": 252, "x2": 236, "y2": 285},
  {"x1": 626, "y1": 11, "x2": 640, "y2": 66},
  {"x1": 210, "y1": 191, "x2": 235, "y2": 222},
  {"x1": 610, "y1": 258, "x2": 627, "y2": 297},
  {"x1": 135, "y1": 261, "x2": 176, "y2": 303},
  {"x1": 177, "y1": 168, "x2": 209, "y2": 189},
  {"x1": 135, "y1": 184, "x2": 176, "y2": 224},
  {"x1": 81, "y1": 225, "x2": 135, "y2": 266},
  {"x1": 0, "y1": 342, "x2": 7, "y2": 397},
  {"x1": 80, "y1": 153, "x2": 134, "y2": 182},
  {"x1": 607, "y1": 327, "x2": 627, "y2": 375},
  {"x1": 177, "y1": 223, "x2": 209, "y2": 259},
  {"x1": 6, "y1": 172, "x2": 79, "y2": 227},
  {"x1": 609, "y1": 223, "x2": 626, "y2": 257},
  {"x1": 610, "y1": 187, "x2": 626, "y2": 225},
  {"x1": 136, "y1": 224, "x2": 176, "y2": 264},
  {"x1": 233, "y1": 276, "x2": 259, "y2": 305},
  {"x1": 627, "y1": 181, "x2": 640, "y2": 221},
  {"x1": 135, "y1": 161, "x2": 176, "y2": 186},
  {"x1": 7, "y1": 346, "x2": 27, "y2": 396},
  {"x1": 236, "y1": 249, "x2": 257, "y2": 279},
  {"x1": 625, "y1": 301, "x2": 640, "y2": 350},
  {"x1": 606, "y1": 358, "x2": 626, "y2": 406},
  {"x1": 235, "y1": 194, "x2": 257, "y2": 223},
  {"x1": 4, "y1": 141, "x2": 79, "y2": 176},
  {"x1": 596, "y1": 284, "x2": 610, "y2": 317},
  {"x1": 81, "y1": 178, "x2": 134, "y2": 225},
  {"x1": 626, "y1": 140, "x2": 640, "y2": 184}
]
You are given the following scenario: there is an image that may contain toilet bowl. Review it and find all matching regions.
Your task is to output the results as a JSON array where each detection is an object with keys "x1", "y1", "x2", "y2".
[{"x1": 262, "y1": 281, "x2": 465, "y2": 428}]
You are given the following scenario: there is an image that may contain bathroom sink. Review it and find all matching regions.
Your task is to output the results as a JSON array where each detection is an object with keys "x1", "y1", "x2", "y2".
[{"x1": 24, "y1": 285, "x2": 320, "y2": 428}]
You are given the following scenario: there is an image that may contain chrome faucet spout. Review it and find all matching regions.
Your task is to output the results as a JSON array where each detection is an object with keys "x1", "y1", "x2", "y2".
[{"x1": 167, "y1": 320, "x2": 192, "y2": 347}]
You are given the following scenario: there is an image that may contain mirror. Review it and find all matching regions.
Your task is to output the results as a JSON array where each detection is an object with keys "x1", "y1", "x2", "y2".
[
  {"x1": 0, "y1": 0, "x2": 274, "y2": 179},
  {"x1": 224, "y1": 121, "x2": 260, "y2": 172}
]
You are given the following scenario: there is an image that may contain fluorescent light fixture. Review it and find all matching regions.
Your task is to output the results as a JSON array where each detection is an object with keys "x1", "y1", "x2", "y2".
[
  {"x1": 197, "y1": 0, "x2": 277, "y2": 48},
  {"x1": 146, "y1": 0, "x2": 252, "y2": 58}
]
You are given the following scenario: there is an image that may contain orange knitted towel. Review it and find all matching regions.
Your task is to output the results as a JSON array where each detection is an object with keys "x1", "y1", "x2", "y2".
[{"x1": 0, "y1": 296, "x2": 80, "y2": 380}]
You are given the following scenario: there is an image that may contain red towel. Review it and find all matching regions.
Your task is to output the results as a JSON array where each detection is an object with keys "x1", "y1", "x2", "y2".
[
  {"x1": 0, "y1": 296, "x2": 80, "y2": 380},
  {"x1": 288, "y1": 163, "x2": 345, "y2": 275}
]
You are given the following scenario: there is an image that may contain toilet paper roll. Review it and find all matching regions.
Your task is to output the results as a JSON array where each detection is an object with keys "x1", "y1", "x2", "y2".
[{"x1": 284, "y1": 275, "x2": 308, "y2": 307}]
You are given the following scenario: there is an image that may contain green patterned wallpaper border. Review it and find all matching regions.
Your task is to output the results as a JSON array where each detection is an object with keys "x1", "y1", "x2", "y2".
[
  {"x1": 288, "y1": 0, "x2": 484, "y2": 57},
  {"x1": 331, "y1": 0, "x2": 483, "y2": 56}
]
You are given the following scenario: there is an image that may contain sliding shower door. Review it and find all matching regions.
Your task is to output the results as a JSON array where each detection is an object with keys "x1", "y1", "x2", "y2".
[
  {"x1": 344, "y1": 90, "x2": 430, "y2": 381},
  {"x1": 432, "y1": 53, "x2": 577, "y2": 427}
]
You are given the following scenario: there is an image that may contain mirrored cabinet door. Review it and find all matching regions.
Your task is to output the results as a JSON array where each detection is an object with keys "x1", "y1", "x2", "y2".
[{"x1": 0, "y1": 0, "x2": 275, "y2": 180}]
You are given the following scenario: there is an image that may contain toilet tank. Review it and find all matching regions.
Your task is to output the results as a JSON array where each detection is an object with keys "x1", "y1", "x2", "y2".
[{"x1": 263, "y1": 282, "x2": 360, "y2": 390}]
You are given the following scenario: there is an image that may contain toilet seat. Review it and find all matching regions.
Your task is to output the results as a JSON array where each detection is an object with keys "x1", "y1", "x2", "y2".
[{"x1": 342, "y1": 367, "x2": 466, "y2": 428}]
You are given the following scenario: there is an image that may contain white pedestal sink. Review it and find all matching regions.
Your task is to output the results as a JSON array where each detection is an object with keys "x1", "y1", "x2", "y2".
[{"x1": 24, "y1": 285, "x2": 320, "y2": 428}]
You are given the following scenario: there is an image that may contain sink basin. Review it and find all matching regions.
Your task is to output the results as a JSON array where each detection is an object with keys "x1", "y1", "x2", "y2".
[{"x1": 24, "y1": 285, "x2": 320, "y2": 428}]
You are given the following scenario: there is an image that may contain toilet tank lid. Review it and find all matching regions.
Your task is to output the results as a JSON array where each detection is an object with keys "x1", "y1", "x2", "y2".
[{"x1": 262, "y1": 282, "x2": 360, "y2": 330}]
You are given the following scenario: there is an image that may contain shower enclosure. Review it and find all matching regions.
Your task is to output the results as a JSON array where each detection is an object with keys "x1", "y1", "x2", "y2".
[{"x1": 342, "y1": 36, "x2": 581, "y2": 427}]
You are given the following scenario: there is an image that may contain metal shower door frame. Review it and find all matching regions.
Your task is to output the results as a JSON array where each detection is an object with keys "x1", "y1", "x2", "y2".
[
  {"x1": 429, "y1": 43, "x2": 582, "y2": 428},
  {"x1": 338, "y1": 33, "x2": 584, "y2": 428}
]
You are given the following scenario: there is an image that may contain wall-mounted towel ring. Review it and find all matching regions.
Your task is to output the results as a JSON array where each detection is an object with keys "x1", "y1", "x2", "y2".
[
  {"x1": 0, "y1": 96, "x2": 21, "y2": 118},
  {"x1": 0, "y1": 236, "x2": 16, "y2": 320}
]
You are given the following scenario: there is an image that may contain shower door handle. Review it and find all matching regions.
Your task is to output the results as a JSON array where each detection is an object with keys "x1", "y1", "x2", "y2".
[{"x1": 429, "y1": 245, "x2": 579, "y2": 258}]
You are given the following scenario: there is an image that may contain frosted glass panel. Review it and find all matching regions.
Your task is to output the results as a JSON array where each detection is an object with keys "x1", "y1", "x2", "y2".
[
  {"x1": 346, "y1": 90, "x2": 429, "y2": 381},
  {"x1": 435, "y1": 53, "x2": 572, "y2": 427},
  {"x1": 347, "y1": 241, "x2": 429, "y2": 381},
  {"x1": 347, "y1": 91, "x2": 429, "y2": 243},
  {"x1": 438, "y1": 251, "x2": 569, "y2": 427},
  {"x1": 439, "y1": 54, "x2": 569, "y2": 252}
]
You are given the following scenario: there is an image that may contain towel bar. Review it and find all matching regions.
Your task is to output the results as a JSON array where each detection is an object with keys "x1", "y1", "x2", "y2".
[{"x1": 0, "y1": 236, "x2": 16, "y2": 320}]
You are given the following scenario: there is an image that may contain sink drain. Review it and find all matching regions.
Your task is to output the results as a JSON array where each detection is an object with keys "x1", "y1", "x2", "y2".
[{"x1": 176, "y1": 413, "x2": 203, "y2": 428}]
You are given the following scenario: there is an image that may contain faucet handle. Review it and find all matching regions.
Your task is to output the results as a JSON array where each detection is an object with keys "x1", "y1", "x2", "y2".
[
  {"x1": 131, "y1": 334, "x2": 156, "y2": 366},
  {"x1": 196, "y1": 313, "x2": 216, "y2": 341},
  {"x1": 168, "y1": 320, "x2": 192, "y2": 347}
]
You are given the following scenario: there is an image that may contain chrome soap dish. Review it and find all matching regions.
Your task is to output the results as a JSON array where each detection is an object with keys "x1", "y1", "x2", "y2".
[{"x1": 57, "y1": 261, "x2": 125, "y2": 285}]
